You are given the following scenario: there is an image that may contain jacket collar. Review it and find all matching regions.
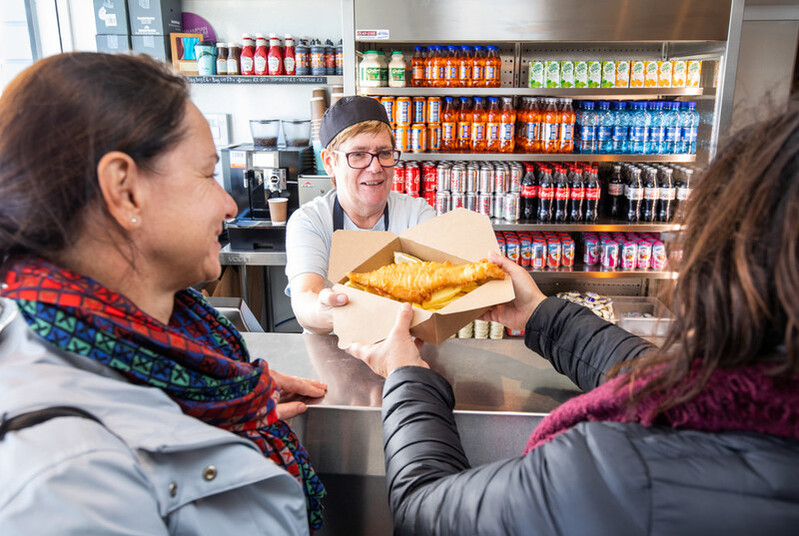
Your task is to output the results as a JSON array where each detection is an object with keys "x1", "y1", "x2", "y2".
[{"x1": 0, "y1": 298, "x2": 17, "y2": 336}]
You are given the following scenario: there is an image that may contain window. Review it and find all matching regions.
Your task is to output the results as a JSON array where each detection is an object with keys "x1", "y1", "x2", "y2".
[{"x1": 0, "y1": 0, "x2": 38, "y2": 95}]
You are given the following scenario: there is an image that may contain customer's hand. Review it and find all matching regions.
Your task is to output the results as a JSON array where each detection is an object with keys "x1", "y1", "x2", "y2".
[
  {"x1": 479, "y1": 251, "x2": 546, "y2": 332},
  {"x1": 346, "y1": 302, "x2": 429, "y2": 378},
  {"x1": 271, "y1": 370, "x2": 328, "y2": 419}
]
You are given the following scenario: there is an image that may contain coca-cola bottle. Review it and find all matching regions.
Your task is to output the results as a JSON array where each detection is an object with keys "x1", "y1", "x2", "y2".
[
  {"x1": 641, "y1": 167, "x2": 659, "y2": 222},
  {"x1": 520, "y1": 164, "x2": 537, "y2": 220},
  {"x1": 658, "y1": 167, "x2": 676, "y2": 221},
  {"x1": 537, "y1": 166, "x2": 554, "y2": 221},
  {"x1": 584, "y1": 166, "x2": 601, "y2": 222},
  {"x1": 626, "y1": 167, "x2": 643, "y2": 222},
  {"x1": 553, "y1": 166, "x2": 570, "y2": 222},
  {"x1": 607, "y1": 164, "x2": 624, "y2": 219},
  {"x1": 568, "y1": 165, "x2": 584, "y2": 222},
  {"x1": 673, "y1": 166, "x2": 694, "y2": 218}
]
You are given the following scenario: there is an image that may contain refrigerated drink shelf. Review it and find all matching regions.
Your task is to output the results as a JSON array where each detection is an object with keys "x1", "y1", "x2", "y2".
[
  {"x1": 401, "y1": 153, "x2": 696, "y2": 163},
  {"x1": 360, "y1": 87, "x2": 704, "y2": 98}
]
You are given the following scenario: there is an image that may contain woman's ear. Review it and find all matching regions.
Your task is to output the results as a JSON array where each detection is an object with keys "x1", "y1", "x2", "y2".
[{"x1": 96, "y1": 151, "x2": 142, "y2": 230}]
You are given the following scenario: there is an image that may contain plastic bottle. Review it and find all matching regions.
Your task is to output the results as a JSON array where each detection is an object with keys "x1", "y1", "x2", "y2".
[
  {"x1": 457, "y1": 97, "x2": 472, "y2": 152},
  {"x1": 584, "y1": 166, "x2": 601, "y2": 222},
  {"x1": 431, "y1": 46, "x2": 446, "y2": 88},
  {"x1": 537, "y1": 166, "x2": 554, "y2": 221},
  {"x1": 441, "y1": 96, "x2": 459, "y2": 152},
  {"x1": 658, "y1": 167, "x2": 676, "y2": 221},
  {"x1": 629, "y1": 102, "x2": 649, "y2": 155},
  {"x1": 680, "y1": 102, "x2": 699, "y2": 154},
  {"x1": 283, "y1": 35, "x2": 296, "y2": 75},
  {"x1": 267, "y1": 34, "x2": 284, "y2": 76},
  {"x1": 411, "y1": 46, "x2": 426, "y2": 87},
  {"x1": 471, "y1": 97, "x2": 487, "y2": 152},
  {"x1": 673, "y1": 166, "x2": 693, "y2": 216},
  {"x1": 388, "y1": 51, "x2": 406, "y2": 88},
  {"x1": 499, "y1": 97, "x2": 516, "y2": 153},
  {"x1": 568, "y1": 165, "x2": 584, "y2": 222},
  {"x1": 485, "y1": 45, "x2": 501, "y2": 87},
  {"x1": 577, "y1": 101, "x2": 596, "y2": 154},
  {"x1": 240, "y1": 34, "x2": 255, "y2": 75},
  {"x1": 626, "y1": 167, "x2": 643, "y2": 222},
  {"x1": 311, "y1": 40, "x2": 326, "y2": 76},
  {"x1": 607, "y1": 164, "x2": 624, "y2": 219},
  {"x1": 459, "y1": 45, "x2": 473, "y2": 87},
  {"x1": 663, "y1": 101, "x2": 680, "y2": 154},
  {"x1": 226, "y1": 42, "x2": 240, "y2": 75},
  {"x1": 295, "y1": 39, "x2": 309, "y2": 75},
  {"x1": 521, "y1": 164, "x2": 537, "y2": 220},
  {"x1": 553, "y1": 166, "x2": 570, "y2": 222},
  {"x1": 647, "y1": 102, "x2": 665, "y2": 154},
  {"x1": 541, "y1": 98, "x2": 560, "y2": 154},
  {"x1": 253, "y1": 35, "x2": 268, "y2": 75},
  {"x1": 324, "y1": 39, "x2": 336, "y2": 75},
  {"x1": 471, "y1": 45, "x2": 486, "y2": 88},
  {"x1": 516, "y1": 97, "x2": 530, "y2": 152},
  {"x1": 641, "y1": 166, "x2": 659, "y2": 221},
  {"x1": 215, "y1": 42, "x2": 228, "y2": 75},
  {"x1": 486, "y1": 96, "x2": 501, "y2": 152},
  {"x1": 611, "y1": 101, "x2": 629, "y2": 154},
  {"x1": 359, "y1": 50, "x2": 381, "y2": 88},
  {"x1": 444, "y1": 45, "x2": 459, "y2": 87},
  {"x1": 376, "y1": 51, "x2": 388, "y2": 87},
  {"x1": 558, "y1": 98, "x2": 575, "y2": 154},
  {"x1": 335, "y1": 39, "x2": 343, "y2": 75},
  {"x1": 596, "y1": 101, "x2": 614, "y2": 153}
]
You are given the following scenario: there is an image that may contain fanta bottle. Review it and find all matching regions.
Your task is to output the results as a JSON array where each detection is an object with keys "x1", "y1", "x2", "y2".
[
  {"x1": 459, "y1": 45, "x2": 473, "y2": 87},
  {"x1": 441, "y1": 96, "x2": 459, "y2": 152},
  {"x1": 411, "y1": 46, "x2": 426, "y2": 87},
  {"x1": 485, "y1": 45, "x2": 502, "y2": 87},
  {"x1": 471, "y1": 96, "x2": 487, "y2": 152},
  {"x1": 558, "y1": 98, "x2": 576, "y2": 153},
  {"x1": 471, "y1": 45, "x2": 486, "y2": 88},
  {"x1": 486, "y1": 97, "x2": 501, "y2": 152},
  {"x1": 457, "y1": 97, "x2": 472, "y2": 152},
  {"x1": 445, "y1": 45, "x2": 459, "y2": 87},
  {"x1": 498, "y1": 97, "x2": 516, "y2": 153},
  {"x1": 541, "y1": 98, "x2": 560, "y2": 154}
]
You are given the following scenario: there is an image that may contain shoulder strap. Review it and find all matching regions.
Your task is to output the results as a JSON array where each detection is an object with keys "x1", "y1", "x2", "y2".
[
  {"x1": 0, "y1": 406, "x2": 102, "y2": 441},
  {"x1": 333, "y1": 194, "x2": 389, "y2": 232}
]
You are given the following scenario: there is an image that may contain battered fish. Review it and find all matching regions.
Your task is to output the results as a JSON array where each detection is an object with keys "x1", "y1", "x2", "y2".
[{"x1": 347, "y1": 259, "x2": 505, "y2": 305}]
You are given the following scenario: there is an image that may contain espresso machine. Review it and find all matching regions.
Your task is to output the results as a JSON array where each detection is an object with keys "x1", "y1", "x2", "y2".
[{"x1": 221, "y1": 144, "x2": 314, "y2": 250}]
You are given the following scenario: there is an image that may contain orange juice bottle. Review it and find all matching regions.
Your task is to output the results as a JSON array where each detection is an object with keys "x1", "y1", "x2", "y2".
[
  {"x1": 558, "y1": 98, "x2": 575, "y2": 153},
  {"x1": 411, "y1": 46, "x2": 426, "y2": 87},
  {"x1": 445, "y1": 45, "x2": 459, "y2": 87},
  {"x1": 470, "y1": 97, "x2": 487, "y2": 152},
  {"x1": 457, "y1": 97, "x2": 472, "y2": 152},
  {"x1": 471, "y1": 45, "x2": 486, "y2": 88},
  {"x1": 498, "y1": 97, "x2": 516, "y2": 153},
  {"x1": 486, "y1": 96, "x2": 501, "y2": 152},
  {"x1": 541, "y1": 98, "x2": 559, "y2": 154},
  {"x1": 458, "y1": 45, "x2": 473, "y2": 87},
  {"x1": 484, "y1": 45, "x2": 502, "y2": 87},
  {"x1": 441, "y1": 96, "x2": 459, "y2": 152}
]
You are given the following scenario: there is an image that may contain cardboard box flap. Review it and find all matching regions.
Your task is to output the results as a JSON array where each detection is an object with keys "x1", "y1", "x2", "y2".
[
  {"x1": 328, "y1": 230, "x2": 397, "y2": 284},
  {"x1": 437, "y1": 279, "x2": 513, "y2": 314},
  {"x1": 399, "y1": 209, "x2": 499, "y2": 261}
]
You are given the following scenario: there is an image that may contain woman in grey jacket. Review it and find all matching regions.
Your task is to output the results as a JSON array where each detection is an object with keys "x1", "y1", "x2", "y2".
[{"x1": 347, "y1": 111, "x2": 799, "y2": 534}]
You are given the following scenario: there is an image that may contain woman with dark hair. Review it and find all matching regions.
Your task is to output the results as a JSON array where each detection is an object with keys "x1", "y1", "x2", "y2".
[
  {"x1": 347, "y1": 111, "x2": 799, "y2": 534},
  {"x1": 0, "y1": 53, "x2": 326, "y2": 534}
]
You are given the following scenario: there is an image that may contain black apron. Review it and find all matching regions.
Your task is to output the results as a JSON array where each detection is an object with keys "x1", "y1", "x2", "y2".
[{"x1": 333, "y1": 194, "x2": 389, "y2": 232}]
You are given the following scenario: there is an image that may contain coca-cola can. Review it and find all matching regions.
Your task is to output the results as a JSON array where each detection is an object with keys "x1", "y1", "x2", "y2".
[
  {"x1": 422, "y1": 161, "x2": 438, "y2": 192},
  {"x1": 392, "y1": 162, "x2": 405, "y2": 193},
  {"x1": 509, "y1": 163, "x2": 523, "y2": 193},
  {"x1": 494, "y1": 165, "x2": 508, "y2": 194},
  {"x1": 465, "y1": 192, "x2": 476, "y2": 211},
  {"x1": 502, "y1": 192, "x2": 520, "y2": 221},
  {"x1": 466, "y1": 164, "x2": 479, "y2": 193},
  {"x1": 435, "y1": 191, "x2": 451, "y2": 215},
  {"x1": 479, "y1": 164, "x2": 494, "y2": 193},
  {"x1": 478, "y1": 192, "x2": 492, "y2": 217},
  {"x1": 436, "y1": 164, "x2": 451, "y2": 192},
  {"x1": 493, "y1": 193, "x2": 504, "y2": 220},
  {"x1": 423, "y1": 190, "x2": 436, "y2": 208},
  {"x1": 451, "y1": 164, "x2": 466, "y2": 193},
  {"x1": 405, "y1": 162, "x2": 420, "y2": 196},
  {"x1": 451, "y1": 192, "x2": 465, "y2": 209}
]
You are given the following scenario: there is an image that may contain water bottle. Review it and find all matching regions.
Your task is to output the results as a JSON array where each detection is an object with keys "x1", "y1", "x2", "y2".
[
  {"x1": 647, "y1": 102, "x2": 665, "y2": 154},
  {"x1": 611, "y1": 101, "x2": 629, "y2": 154},
  {"x1": 680, "y1": 102, "x2": 699, "y2": 154},
  {"x1": 577, "y1": 101, "x2": 596, "y2": 154},
  {"x1": 596, "y1": 101, "x2": 614, "y2": 154},
  {"x1": 662, "y1": 102, "x2": 680, "y2": 154},
  {"x1": 629, "y1": 102, "x2": 648, "y2": 155}
]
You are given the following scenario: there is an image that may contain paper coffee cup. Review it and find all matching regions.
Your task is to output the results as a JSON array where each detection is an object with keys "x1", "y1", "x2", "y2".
[
  {"x1": 312, "y1": 87, "x2": 327, "y2": 100},
  {"x1": 311, "y1": 97, "x2": 327, "y2": 121},
  {"x1": 267, "y1": 197, "x2": 289, "y2": 225}
]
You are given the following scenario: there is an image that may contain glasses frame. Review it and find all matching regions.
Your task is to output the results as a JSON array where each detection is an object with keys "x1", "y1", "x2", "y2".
[{"x1": 334, "y1": 149, "x2": 402, "y2": 169}]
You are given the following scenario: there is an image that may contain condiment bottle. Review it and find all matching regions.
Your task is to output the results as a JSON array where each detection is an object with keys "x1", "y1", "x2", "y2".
[
  {"x1": 240, "y1": 34, "x2": 255, "y2": 76},
  {"x1": 359, "y1": 50, "x2": 381, "y2": 88},
  {"x1": 376, "y1": 51, "x2": 388, "y2": 87},
  {"x1": 226, "y1": 42, "x2": 240, "y2": 75},
  {"x1": 324, "y1": 39, "x2": 335, "y2": 75},
  {"x1": 267, "y1": 33, "x2": 284, "y2": 76},
  {"x1": 283, "y1": 35, "x2": 296, "y2": 75},
  {"x1": 388, "y1": 51, "x2": 406, "y2": 88},
  {"x1": 254, "y1": 34, "x2": 268, "y2": 75},
  {"x1": 195, "y1": 41, "x2": 217, "y2": 75},
  {"x1": 335, "y1": 39, "x2": 343, "y2": 75},
  {"x1": 311, "y1": 39, "x2": 326, "y2": 76},
  {"x1": 215, "y1": 42, "x2": 228, "y2": 75},
  {"x1": 295, "y1": 39, "x2": 309, "y2": 75}
]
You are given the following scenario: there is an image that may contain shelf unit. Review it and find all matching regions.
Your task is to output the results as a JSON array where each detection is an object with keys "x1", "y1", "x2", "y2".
[
  {"x1": 360, "y1": 87, "x2": 704, "y2": 98},
  {"x1": 399, "y1": 153, "x2": 696, "y2": 163},
  {"x1": 489, "y1": 219, "x2": 680, "y2": 232},
  {"x1": 187, "y1": 75, "x2": 343, "y2": 85},
  {"x1": 529, "y1": 267, "x2": 677, "y2": 280}
]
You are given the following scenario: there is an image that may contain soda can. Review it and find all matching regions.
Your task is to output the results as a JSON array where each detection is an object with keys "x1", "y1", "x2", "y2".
[
  {"x1": 493, "y1": 193, "x2": 504, "y2": 220},
  {"x1": 651, "y1": 240, "x2": 668, "y2": 270},
  {"x1": 509, "y1": 163, "x2": 523, "y2": 193},
  {"x1": 436, "y1": 164, "x2": 451, "y2": 191},
  {"x1": 496, "y1": 234, "x2": 506, "y2": 257},
  {"x1": 583, "y1": 236, "x2": 600, "y2": 265},
  {"x1": 532, "y1": 240, "x2": 547, "y2": 270},
  {"x1": 601, "y1": 241, "x2": 619, "y2": 269},
  {"x1": 561, "y1": 236, "x2": 575, "y2": 267},
  {"x1": 428, "y1": 123, "x2": 441, "y2": 152},
  {"x1": 392, "y1": 161, "x2": 406, "y2": 193},
  {"x1": 451, "y1": 164, "x2": 466, "y2": 193},
  {"x1": 637, "y1": 240, "x2": 652, "y2": 270},
  {"x1": 435, "y1": 191, "x2": 451, "y2": 215},
  {"x1": 405, "y1": 162, "x2": 420, "y2": 196},
  {"x1": 494, "y1": 164, "x2": 508, "y2": 194},
  {"x1": 410, "y1": 123, "x2": 427, "y2": 152},
  {"x1": 427, "y1": 97, "x2": 442, "y2": 123},
  {"x1": 412, "y1": 97, "x2": 427, "y2": 123},
  {"x1": 381, "y1": 96, "x2": 396, "y2": 125},
  {"x1": 520, "y1": 234, "x2": 532, "y2": 267},
  {"x1": 395, "y1": 97, "x2": 412, "y2": 126},
  {"x1": 503, "y1": 192, "x2": 520, "y2": 221},
  {"x1": 394, "y1": 126, "x2": 410, "y2": 151},
  {"x1": 451, "y1": 192, "x2": 465, "y2": 209},
  {"x1": 466, "y1": 164, "x2": 479, "y2": 193},
  {"x1": 478, "y1": 192, "x2": 492, "y2": 217},
  {"x1": 547, "y1": 238, "x2": 562, "y2": 269},
  {"x1": 423, "y1": 190, "x2": 436, "y2": 208},
  {"x1": 465, "y1": 192, "x2": 477, "y2": 211},
  {"x1": 479, "y1": 164, "x2": 494, "y2": 193},
  {"x1": 421, "y1": 162, "x2": 437, "y2": 191},
  {"x1": 620, "y1": 240, "x2": 637, "y2": 271},
  {"x1": 506, "y1": 239, "x2": 521, "y2": 264}
]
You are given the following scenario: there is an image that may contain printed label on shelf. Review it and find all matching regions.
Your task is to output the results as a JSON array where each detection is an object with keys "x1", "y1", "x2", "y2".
[{"x1": 356, "y1": 29, "x2": 390, "y2": 40}]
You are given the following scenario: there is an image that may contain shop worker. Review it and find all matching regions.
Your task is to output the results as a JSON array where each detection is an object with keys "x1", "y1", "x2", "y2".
[
  {"x1": 0, "y1": 52, "x2": 326, "y2": 534},
  {"x1": 347, "y1": 110, "x2": 799, "y2": 534},
  {"x1": 286, "y1": 96, "x2": 435, "y2": 334}
]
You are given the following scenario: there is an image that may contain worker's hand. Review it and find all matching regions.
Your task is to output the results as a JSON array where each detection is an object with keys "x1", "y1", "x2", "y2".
[
  {"x1": 271, "y1": 370, "x2": 327, "y2": 420},
  {"x1": 318, "y1": 288, "x2": 348, "y2": 309},
  {"x1": 346, "y1": 302, "x2": 428, "y2": 378},
  {"x1": 479, "y1": 251, "x2": 546, "y2": 332}
]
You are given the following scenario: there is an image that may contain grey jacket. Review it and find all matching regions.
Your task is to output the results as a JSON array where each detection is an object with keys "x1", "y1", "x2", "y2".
[
  {"x1": 0, "y1": 298, "x2": 308, "y2": 535},
  {"x1": 382, "y1": 298, "x2": 799, "y2": 535}
]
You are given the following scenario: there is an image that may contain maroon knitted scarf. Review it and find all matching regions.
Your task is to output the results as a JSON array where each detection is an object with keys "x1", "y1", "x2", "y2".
[{"x1": 525, "y1": 361, "x2": 799, "y2": 453}]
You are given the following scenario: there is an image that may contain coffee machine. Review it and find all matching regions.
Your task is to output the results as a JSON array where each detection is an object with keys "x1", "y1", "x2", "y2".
[{"x1": 221, "y1": 144, "x2": 314, "y2": 250}]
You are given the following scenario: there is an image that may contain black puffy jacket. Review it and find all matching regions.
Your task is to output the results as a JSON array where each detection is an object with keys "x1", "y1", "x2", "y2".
[{"x1": 382, "y1": 298, "x2": 799, "y2": 535}]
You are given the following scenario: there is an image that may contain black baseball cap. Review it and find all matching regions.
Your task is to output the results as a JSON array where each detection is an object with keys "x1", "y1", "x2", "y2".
[{"x1": 319, "y1": 96, "x2": 391, "y2": 148}]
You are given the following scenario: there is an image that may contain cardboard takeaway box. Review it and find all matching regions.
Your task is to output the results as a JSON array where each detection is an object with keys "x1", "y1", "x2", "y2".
[{"x1": 329, "y1": 209, "x2": 515, "y2": 348}]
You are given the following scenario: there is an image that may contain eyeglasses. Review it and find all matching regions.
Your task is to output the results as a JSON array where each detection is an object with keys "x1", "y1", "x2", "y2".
[{"x1": 334, "y1": 149, "x2": 401, "y2": 169}]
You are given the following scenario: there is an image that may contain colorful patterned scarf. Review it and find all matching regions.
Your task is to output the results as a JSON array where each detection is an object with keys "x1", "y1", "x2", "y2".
[
  {"x1": 2, "y1": 257, "x2": 325, "y2": 530},
  {"x1": 525, "y1": 360, "x2": 799, "y2": 453}
]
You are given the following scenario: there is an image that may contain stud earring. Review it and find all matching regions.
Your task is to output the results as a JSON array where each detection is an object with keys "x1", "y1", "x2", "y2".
[{"x1": 131, "y1": 217, "x2": 138, "y2": 224}]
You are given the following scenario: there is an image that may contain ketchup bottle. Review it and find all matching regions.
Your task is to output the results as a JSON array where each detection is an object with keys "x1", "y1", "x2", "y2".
[
  {"x1": 283, "y1": 35, "x2": 296, "y2": 75},
  {"x1": 267, "y1": 33, "x2": 284, "y2": 76},
  {"x1": 254, "y1": 34, "x2": 268, "y2": 76},
  {"x1": 240, "y1": 33, "x2": 255, "y2": 76}
]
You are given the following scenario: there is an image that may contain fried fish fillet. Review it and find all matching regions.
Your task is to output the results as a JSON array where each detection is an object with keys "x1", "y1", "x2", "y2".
[{"x1": 347, "y1": 259, "x2": 505, "y2": 305}]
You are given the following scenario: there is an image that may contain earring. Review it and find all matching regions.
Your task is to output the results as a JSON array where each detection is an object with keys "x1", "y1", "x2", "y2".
[{"x1": 131, "y1": 217, "x2": 138, "y2": 224}]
